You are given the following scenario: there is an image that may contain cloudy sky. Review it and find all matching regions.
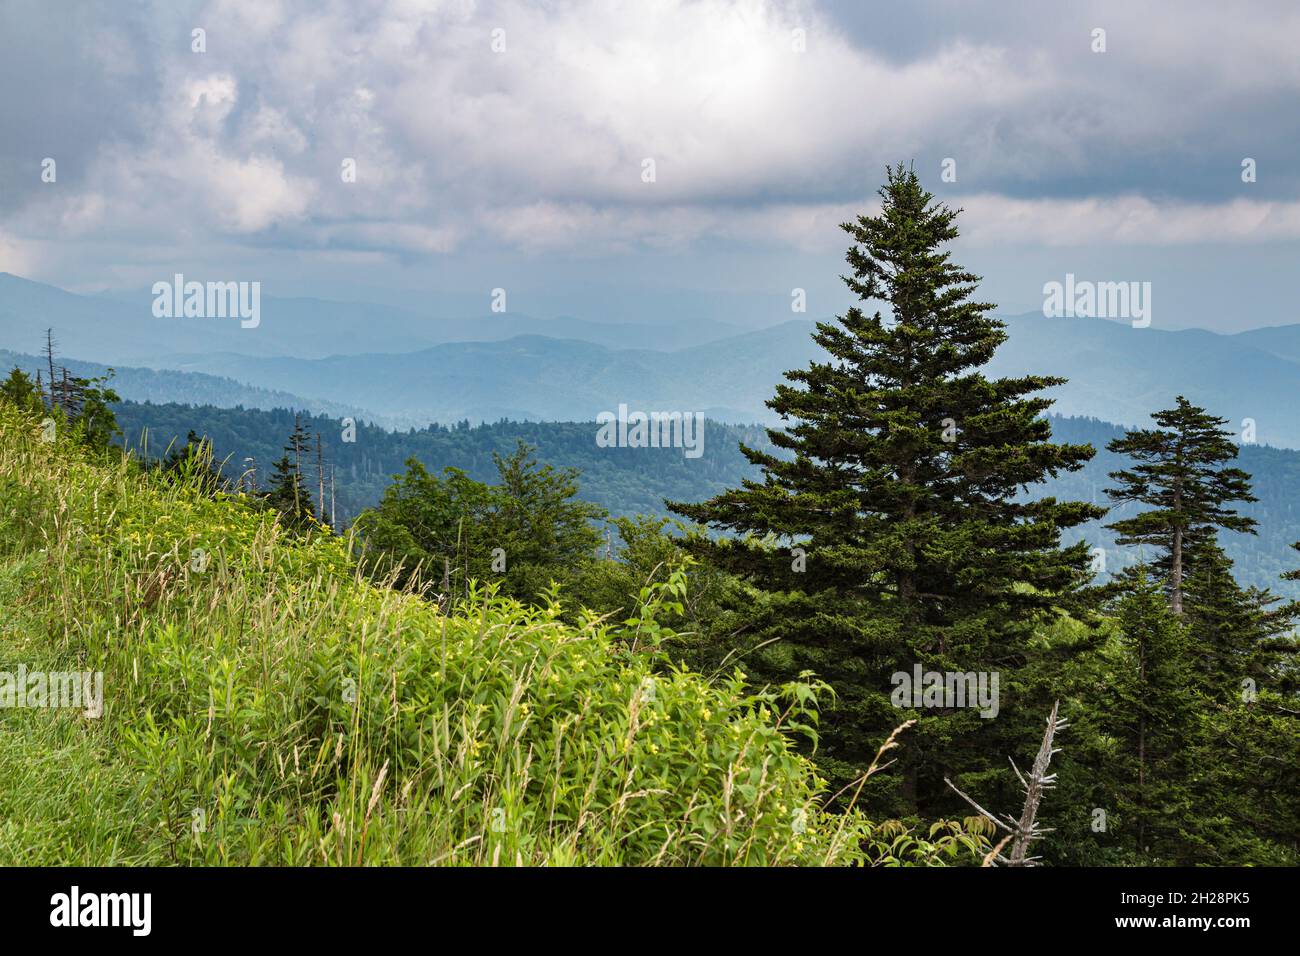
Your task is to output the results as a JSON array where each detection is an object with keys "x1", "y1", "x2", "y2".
[{"x1": 1, "y1": 0, "x2": 1297, "y2": 330}]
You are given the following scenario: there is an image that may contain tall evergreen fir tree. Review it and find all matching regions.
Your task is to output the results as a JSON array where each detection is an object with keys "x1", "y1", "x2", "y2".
[
  {"x1": 0, "y1": 367, "x2": 46, "y2": 418},
  {"x1": 1095, "y1": 567, "x2": 1198, "y2": 862},
  {"x1": 1099, "y1": 425, "x2": 1297, "y2": 863},
  {"x1": 484, "y1": 442, "x2": 605, "y2": 602},
  {"x1": 670, "y1": 164, "x2": 1103, "y2": 814},
  {"x1": 1184, "y1": 543, "x2": 1300, "y2": 863},
  {"x1": 1175, "y1": 542, "x2": 1300, "y2": 864},
  {"x1": 265, "y1": 454, "x2": 316, "y2": 530},
  {"x1": 1104, "y1": 397, "x2": 1256, "y2": 615},
  {"x1": 1182, "y1": 539, "x2": 1297, "y2": 701},
  {"x1": 1186, "y1": 694, "x2": 1300, "y2": 865},
  {"x1": 264, "y1": 417, "x2": 317, "y2": 531},
  {"x1": 1275, "y1": 541, "x2": 1300, "y2": 694}
]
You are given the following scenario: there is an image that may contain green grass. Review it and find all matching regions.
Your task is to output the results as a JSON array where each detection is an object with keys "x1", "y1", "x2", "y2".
[{"x1": 0, "y1": 404, "x2": 987, "y2": 865}]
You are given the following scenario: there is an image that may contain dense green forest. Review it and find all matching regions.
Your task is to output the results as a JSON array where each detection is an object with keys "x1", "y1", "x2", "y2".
[
  {"x1": 4, "y1": 167, "x2": 1297, "y2": 868},
  {"x1": 110, "y1": 402, "x2": 776, "y2": 531},
  {"x1": 109, "y1": 401, "x2": 1300, "y2": 596}
]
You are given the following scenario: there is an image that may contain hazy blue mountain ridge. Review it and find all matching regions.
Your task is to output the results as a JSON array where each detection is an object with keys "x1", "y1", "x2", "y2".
[
  {"x1": 7, "y1": 274, "x2": 1300, "y2": 445},
  {"x1": 0, "y1": 273, "x2": 741, "y2": 364}
]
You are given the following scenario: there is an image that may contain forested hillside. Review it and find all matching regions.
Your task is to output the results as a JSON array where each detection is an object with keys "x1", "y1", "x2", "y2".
[
  {"x1": 111, "y1": 401, "x2": 776, "y2": 529},
  {"x1": 111, "y1": 400, "x2": 1300, "y2": 596}
]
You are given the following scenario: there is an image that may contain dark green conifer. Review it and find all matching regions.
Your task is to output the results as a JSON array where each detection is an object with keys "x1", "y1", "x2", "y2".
[
  {"x1": 1097, "y1": 568, "x2": 1197, "y2": 861},
  {"x1": 264, "y1": 416, "x2": 317, "y2": 531},
  {"x1": 670, "y1": 164, "x2": 1103, "y2": 810},
  {"x1": 1104, "y1": 397, "x2": 1256, "y2": 615}
]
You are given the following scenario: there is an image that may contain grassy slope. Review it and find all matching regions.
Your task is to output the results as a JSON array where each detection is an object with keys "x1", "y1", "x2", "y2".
[{"x1": 0, "y1": 404, "x2": 984, "y2": 865}]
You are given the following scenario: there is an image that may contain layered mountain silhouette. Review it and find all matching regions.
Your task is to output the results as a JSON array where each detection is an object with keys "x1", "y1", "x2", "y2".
[
  {"x1": 0, "y1": 273, "x2": 739, "y2": 362},
  {"x1": 3, "y1": 273, "x2": 1299, "y2": 446}
]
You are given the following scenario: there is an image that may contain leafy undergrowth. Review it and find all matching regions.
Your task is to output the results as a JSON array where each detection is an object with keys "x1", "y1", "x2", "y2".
[{"x1": 0, "y1": 404, "x2": 989, "y2": 865}]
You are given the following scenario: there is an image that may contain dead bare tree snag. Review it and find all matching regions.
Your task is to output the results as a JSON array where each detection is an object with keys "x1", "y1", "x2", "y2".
[{"x1": 945, "y1": 700, "x2": 1067, "y2": 867}]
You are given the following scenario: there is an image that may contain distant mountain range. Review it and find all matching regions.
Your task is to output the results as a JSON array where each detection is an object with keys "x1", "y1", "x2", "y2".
[
  {"x1": 0, "y1": 349, "x2": 372, "y2": 423},
  {"x1": 985, "y1": 313, "x2": 1300, "y2": 449},
  {"x1": 0, "y1": 272, "x2": 741, "y2": 363},
  {"x1": 5, "y1": 273, "x2": 1300, "y2": 447},
  {"x1": 148, "y1": 327, "x2": 811, "y2": 424},
  {"x1": 115, "y1": 314, "x2": 1300, "y2": 447}
]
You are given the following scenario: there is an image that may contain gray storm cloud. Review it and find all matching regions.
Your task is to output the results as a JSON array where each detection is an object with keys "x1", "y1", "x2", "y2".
[{"x1": 0, "y1": 0, "x2": 1297, "y2": 300}]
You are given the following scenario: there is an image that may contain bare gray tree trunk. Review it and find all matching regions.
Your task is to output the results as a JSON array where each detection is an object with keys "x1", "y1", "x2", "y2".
[{"x1": 946, "y1": 700, "x2": 1068, "y2": 866}]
